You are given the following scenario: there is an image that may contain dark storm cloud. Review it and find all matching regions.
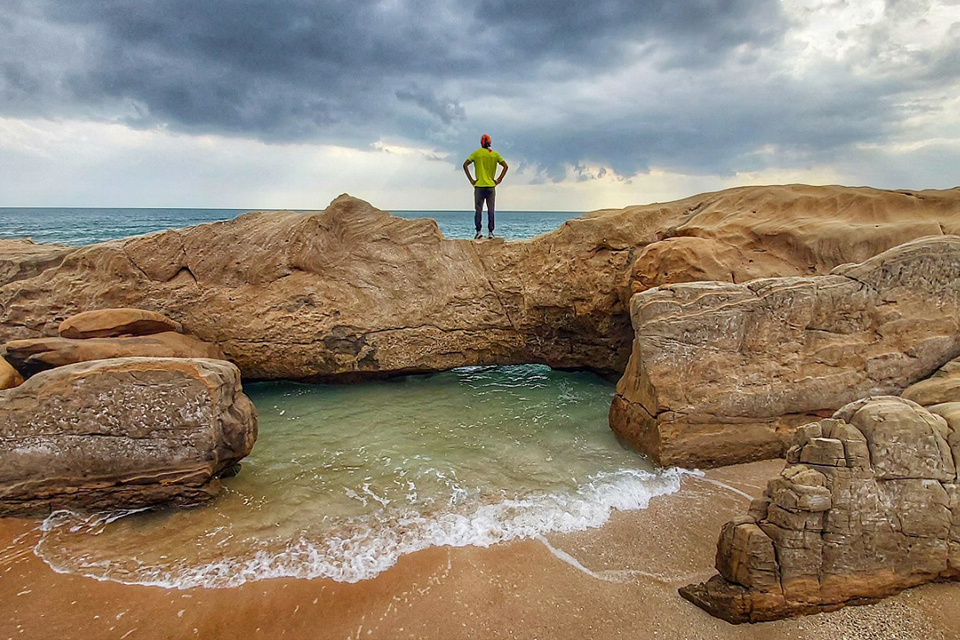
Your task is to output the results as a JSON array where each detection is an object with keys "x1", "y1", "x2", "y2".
[
  {"x1": 0, "y1": 0, "x2": 954, "y2": 178},
  {"x1": 395, "y1": 86, "x2": 465, "y2": 125}
]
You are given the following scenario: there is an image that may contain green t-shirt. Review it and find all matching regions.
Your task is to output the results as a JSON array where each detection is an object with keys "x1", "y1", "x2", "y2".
[{"x1": 467, "y1": 148, "x2": 505, "y2": 187}]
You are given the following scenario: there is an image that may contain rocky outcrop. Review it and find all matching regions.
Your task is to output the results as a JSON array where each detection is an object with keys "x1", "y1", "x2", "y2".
[
  {"x1": 610, "y1": 236, "x2": 960, "y2": 468},
  {"x1": 0, "y1": 355, "x2": 22, "y2": 390},
  {"x1": 5, "y1": 332, "x2": 226, "y2": 378},
  {"x1": 679, "y1": 396, "x2": 960, "y2": 623},
  {"x1": 0, "y1": 239, "x2": 74, "y2": 287},
  {"x1": 1, "y1": 186, "x2": 958, "y2": 382},
  {"x1": 628, "y1": 185, "x2": 960, "y2": 294},
  {"x1": 0, "y1": 357, "x2": 257, "y2": 516},
  {"x1": 59, "y1": 308, "x2": 183, "y2": 339}
]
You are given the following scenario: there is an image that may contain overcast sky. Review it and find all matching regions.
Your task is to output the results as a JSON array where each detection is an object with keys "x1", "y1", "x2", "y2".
[{"x1": 1, "y1": 0, "x2": 958, "y2": 210}]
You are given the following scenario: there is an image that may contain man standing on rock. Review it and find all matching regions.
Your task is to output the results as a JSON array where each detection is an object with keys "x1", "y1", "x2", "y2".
[{"x1": 463, "y1": 134, "x2": 508, "y2": 240}]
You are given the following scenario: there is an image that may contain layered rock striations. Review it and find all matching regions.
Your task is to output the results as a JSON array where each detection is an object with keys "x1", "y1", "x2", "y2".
[
  {"x1": 610, "y1": 236, "x2": 960, "y2": 468},
  {"x1": 1, "y1": 186, "x2": 958, "y2": 382},
  {"x1": 903, "y1": 355, "x2": 960, "y2": 408},
  {"x1": 0, "y1": 357, "x2": 258, "y2": 516},
  {"x1": 0, "y1": 238, "x2": 74, "y2": 288},
  {"x1": 4, "y1": 308, "x2": 224, "y2": 378},
  {"x1": 680, "y1": 396, "x2": 960, "y2": 623},
  {"x1": 58, "y1": 307, "x2": 183, "y2": 339},
  {"x1": 6, "y1": 331, "x2": 226, "y2": 378},
  {"x1": 628, "y1": 184, "x2": 960, "y2": 294}
]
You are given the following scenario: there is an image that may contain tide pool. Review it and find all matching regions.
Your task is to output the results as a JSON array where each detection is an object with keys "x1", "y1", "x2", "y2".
[{"x1": 35, "y1": 365, "x2": 682, "y2": 587}]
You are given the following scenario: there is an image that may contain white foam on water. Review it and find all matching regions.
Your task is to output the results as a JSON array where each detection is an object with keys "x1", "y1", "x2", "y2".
[{"x1": 35, "y1": 467, "x2": 696, "y2": 589}]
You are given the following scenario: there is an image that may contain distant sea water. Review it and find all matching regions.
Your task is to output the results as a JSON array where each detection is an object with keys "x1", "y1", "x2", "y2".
[{"x1": 0, "y1": 207, "x2": 582, "y2": 245}]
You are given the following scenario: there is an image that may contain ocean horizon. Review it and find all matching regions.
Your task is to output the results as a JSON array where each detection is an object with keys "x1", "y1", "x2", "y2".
[{"x1": 0, "y1": 207, "x2": 583, "y2": 246}]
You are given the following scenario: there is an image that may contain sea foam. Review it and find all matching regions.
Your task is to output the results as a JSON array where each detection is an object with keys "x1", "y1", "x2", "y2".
[{"x1": 35, "y1": 467, "x2": 693, "y2": 589}]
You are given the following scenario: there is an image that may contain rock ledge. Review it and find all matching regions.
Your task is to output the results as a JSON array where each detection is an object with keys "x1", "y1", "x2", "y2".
[{"x1": 0, "y1": 357, "x2": 258, "y2": 516}]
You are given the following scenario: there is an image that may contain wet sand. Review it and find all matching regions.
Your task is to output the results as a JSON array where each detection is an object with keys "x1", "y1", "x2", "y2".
[{"x1": 3, "y1": 459, "x2": 959, "y2": 640}]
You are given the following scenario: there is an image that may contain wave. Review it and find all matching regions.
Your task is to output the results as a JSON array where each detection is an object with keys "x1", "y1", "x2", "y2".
[{"x1": 34, "y1": 467, "x2": 696, "y2": 589}]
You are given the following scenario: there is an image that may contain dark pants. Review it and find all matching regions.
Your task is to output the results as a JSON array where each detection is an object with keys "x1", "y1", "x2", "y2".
[{"x1": 474, "y1": 187, "x2": 496, "y2": 232}]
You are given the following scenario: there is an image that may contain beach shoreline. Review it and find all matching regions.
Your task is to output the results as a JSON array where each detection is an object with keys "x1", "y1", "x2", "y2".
[{"x1": 4, "y1": 459, "x2": 958, "y2": 640}]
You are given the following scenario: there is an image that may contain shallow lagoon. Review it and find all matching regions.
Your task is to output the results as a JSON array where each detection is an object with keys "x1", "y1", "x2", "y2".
[{"x1": 36, "y1": 365, "x2": 683, "y2": 587}]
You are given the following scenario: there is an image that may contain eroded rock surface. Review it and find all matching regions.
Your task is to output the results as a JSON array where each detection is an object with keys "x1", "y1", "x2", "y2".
[
  {"x1": 5, "y1": 332, "x2": 226, "y2": 378},
  {"x1": 680, "y1": 396, "x2": 960, "y2": 623},
  {"x1": 903, "y1": 355, "x2": 960, "y2": 408},
  {"x1": 629, "y1": 184, "x2": 960, "y2": 293},
  {"x1": 0, "y1": 357, "x2": 257, "y2": 516},
  {"x1": 59, "y1": 307, "x2": 183, "y2": 339},
  {"x1": 1, "y1": 186, "x2": 958, "y2": 382},
  {"x1": 610, "y1": 236, "x2": 960, "y2": 468},
  {"x1": 0, "y1": 239, "x2": 74, "y2": 288}
]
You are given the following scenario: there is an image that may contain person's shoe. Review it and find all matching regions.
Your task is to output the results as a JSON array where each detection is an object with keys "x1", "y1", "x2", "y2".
[
  {"x1": 474, "y1": 231, "x2": 483, "y2": 240},
  {"x1": 487, "y1": 232, "x2": 495, "y2": 239}
]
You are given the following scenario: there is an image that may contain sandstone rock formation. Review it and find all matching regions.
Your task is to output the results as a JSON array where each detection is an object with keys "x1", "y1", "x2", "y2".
[
  {"x1": 610, "y1": 236, "x2": 960, "y2": 468},
  {"x1": 903, "y1": 355, "x2": 960, "y2": 407},
  {"x1": 679, "y1": 396, "x2": 960, "y2": 623},
  {"x1": 0, "y1": 357, "x2": 258, "y2": 516},
  {"x1": 0, "y1": 355, "x2": 22, "y2": 390},
  {"x1": 5, "y1": 332, "x2": 226, "y2": 378},
  {"x1": 0, "y1": 238, "x2": 74, "y2": 287},
  {"x1": 628, "y1": 184, "x2": 960, "y2": 294},
  {"x1": 0, "y1": 186, "x2": 958, "y2": 382},
  {"x1": 59, "y1": 307, "x2": 183, "y2": 339}
]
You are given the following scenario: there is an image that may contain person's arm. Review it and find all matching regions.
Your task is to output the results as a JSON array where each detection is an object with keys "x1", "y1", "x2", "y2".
[
  {"x1": 463, "y1": 160, "x2": 476, "y2": 185},
  {"x1": 495, "y1": 160, "x2": 509, "y2": 185}
]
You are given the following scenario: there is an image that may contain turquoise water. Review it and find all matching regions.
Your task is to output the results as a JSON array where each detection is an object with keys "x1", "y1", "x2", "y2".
[
  {"x1": 35, "y1": 366, "x2": 683, "y2": 587},
  {"x1": 0, "y1": 208, "x2": 581, "y2": 245}
]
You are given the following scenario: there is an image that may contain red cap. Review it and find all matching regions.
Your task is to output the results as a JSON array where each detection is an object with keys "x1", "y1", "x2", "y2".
[{"x1": 480, "y1": 134, "x2": 492, "y2": 149}]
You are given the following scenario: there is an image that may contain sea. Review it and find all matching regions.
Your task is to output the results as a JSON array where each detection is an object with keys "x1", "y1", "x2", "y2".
[
  {"x1": 0, "y1": 207, "x2": 581, "y2": 245},
  {"x1": 2, "y1": 207, "x2": 687, "y2": 588}
]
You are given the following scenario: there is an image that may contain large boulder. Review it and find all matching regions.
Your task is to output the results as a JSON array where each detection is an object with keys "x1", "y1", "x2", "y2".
[
  {"x1": 58, "y1": 308, "x2": 183, "y2": 339},
  {"x1": 610, "y1": 236, "x2": 960, "y2": 468},
  {"x1": 4, "y1": 331, "x2": 226, "y2": 377},
  {"x1": 0, "y1": 357, "x2": 258, "y2": 516},
  {"x1": 680, "y1": 396, "x2": 960, "y2": 623},
  {"x1": 1, "y1": 186, "x2": 958, "y2": 382}
]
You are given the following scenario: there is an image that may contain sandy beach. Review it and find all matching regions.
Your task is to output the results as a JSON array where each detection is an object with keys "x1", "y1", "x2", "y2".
[{"x1": 3, "y1": 459, "x2": 958, "y2": 640}]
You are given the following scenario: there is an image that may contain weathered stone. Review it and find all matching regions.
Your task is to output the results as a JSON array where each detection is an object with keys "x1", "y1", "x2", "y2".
[
  {"x1": 681, "y1": 397, "x2": 960, "y2": 622},
  {"x1": 0, "y1": 357, "x2": 257, "y2": 516},
  {"x1": 903, "y1": 355, "x2": 960, "y2": 406},
  {"x1": 836, "y1": 396, "x2": 955, "y2": 481},
  {"x1": 630, "y1": 185, "x2": 960, "y2": 295},
  {"x1": 611, "y1": 236, "x2": 960, "y2": 467},
  {"x1": 0, "y1": 238, "x2": 74, "y2": 287},
  {"x1": 0, "y1": 355, "x2": 23, "y2": 390},
  {"x1": 5, "y1": 332, "x2": 226, "y2": 377},
  {"x1": 715, "y1": 518, "x2": 781, "y2": 591},
  {"x1": 59, "y1": 308, "x2": 183, "y2": 339},
  {"x1": 799, "y1": 437, "x2": 846, "y2": 467},
  {"x1": 1, "y1": 186, "x2": 958, "y2": 382}
]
